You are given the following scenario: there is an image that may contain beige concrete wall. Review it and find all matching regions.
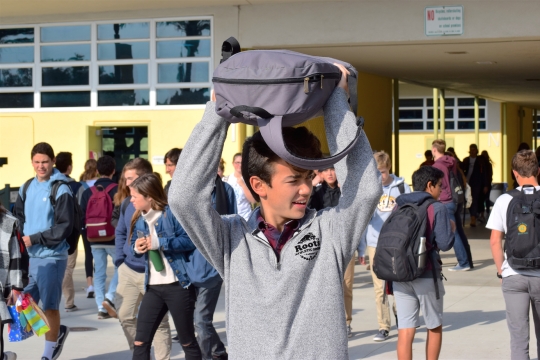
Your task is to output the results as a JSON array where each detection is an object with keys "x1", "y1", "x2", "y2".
[{"x1": 238, "y1": 1, "x2": 540, "y2": 48}]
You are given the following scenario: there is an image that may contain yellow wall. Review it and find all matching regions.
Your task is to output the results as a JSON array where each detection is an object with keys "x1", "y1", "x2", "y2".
[
  {"x1": 357, "y1": 73, "x2": 393, "y2": 156},
  {"x1": 397, "y1": 132, "x2": 504, "y2": 185},
  {"x1": 0, "y1": 108, "x2": 241, "y2": 188}
]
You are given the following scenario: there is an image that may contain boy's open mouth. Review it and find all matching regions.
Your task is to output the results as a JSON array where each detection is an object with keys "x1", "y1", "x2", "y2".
[{"x1": 292, "y1": 200, "x2": 307, "y2": 207}]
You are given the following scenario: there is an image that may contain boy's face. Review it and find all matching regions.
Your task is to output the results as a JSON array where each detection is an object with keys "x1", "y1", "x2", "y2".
[
  {"x1": 320, "y1": 167, "x2": 336, "y2": 185},
  {"x1": 32, "y1": 153, "x2": 55, "y2": 182},
  {"x1": 165, "y1": 158, "x2": 176, "y2": 178},
  {"x1": 426, "y1": 179, "x2": 442, "y2": 200},
  {"x1": 251, "y1": 159, "x2": 313, "y2": 225},
  {"x1": 378, "y1": 166, "x2": 391, "y2": 184}
]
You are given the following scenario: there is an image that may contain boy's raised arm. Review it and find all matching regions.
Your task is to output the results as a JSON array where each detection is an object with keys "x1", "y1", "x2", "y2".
[
  {"x1": 168, "y1": 102, "x2": 230, "y2": 276},
  {"x1": 322, "y1": 87, "x2": 382, "y2": 261}
]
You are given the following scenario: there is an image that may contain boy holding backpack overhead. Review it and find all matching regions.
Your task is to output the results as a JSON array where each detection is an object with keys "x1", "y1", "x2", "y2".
[
  {"x1": 487, "y1": 150, "x2": 540, "y2": 360},
  {"x1": 376, "y1": 166, "x2": 454, "y2": 360},
  {"x1": 169, "y1": 65, "x2": 381, "y2": 358}
]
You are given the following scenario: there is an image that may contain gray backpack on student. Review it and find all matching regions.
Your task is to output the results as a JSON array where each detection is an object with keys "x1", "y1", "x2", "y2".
[{"x1": 212, "y1": 37, "x2": 363, "y2": 170}]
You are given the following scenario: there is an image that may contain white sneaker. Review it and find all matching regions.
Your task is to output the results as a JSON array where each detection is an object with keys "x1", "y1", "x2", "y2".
[
  {"x1": 86, "y1": 285, "x2": 94, "y2": 298},
  {"x1": 4, "y1": 351, "x2": 17, "y2": 360}
]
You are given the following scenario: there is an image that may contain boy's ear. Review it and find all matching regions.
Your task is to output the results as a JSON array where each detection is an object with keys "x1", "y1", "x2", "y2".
[{"x1": 250, "y1": 176, "x2": 267, "y2": 199}]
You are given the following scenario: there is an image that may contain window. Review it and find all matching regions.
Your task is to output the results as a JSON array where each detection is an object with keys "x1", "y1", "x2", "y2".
[
  {"x1": 0, "y1": 17, "x2": 212, "y2": 109},
  {"x1": 398, "y1": 96, "x2": 487, "y2": 131}
]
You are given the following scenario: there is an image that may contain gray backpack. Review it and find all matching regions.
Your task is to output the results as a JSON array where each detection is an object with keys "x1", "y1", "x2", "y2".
[{"x1": 212, "y1": 37, "x2": 363, "y2": 170}]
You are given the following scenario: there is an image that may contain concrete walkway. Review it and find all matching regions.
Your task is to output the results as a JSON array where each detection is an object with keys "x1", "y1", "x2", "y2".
[{"x1": 7, "y1": 223, "x2": 538, "y2": 359}]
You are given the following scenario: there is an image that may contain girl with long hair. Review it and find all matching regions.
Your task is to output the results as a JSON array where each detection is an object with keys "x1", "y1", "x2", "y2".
[
  {"x1": 78, "y1": 158, "x2": 100, "y2": 297},
  {"x1": 79, "y1": 159, "x2": 99, "y2": 183},
  {"x1": 128, "y1": 174, "x2": 201, "y2": 360}
]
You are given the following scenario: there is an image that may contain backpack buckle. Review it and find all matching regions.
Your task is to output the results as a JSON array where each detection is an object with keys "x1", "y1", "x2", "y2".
[{"x1": 522, "y1": 205, "x2": 532, "y2": 214}]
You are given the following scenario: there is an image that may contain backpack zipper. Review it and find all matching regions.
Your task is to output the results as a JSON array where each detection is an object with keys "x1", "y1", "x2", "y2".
[{"x1": 213, "y1": 73, "x2": 341, "y2": 94}]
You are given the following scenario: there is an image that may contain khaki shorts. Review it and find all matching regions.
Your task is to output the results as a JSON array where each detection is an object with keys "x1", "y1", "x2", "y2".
[{"x1": 394, "y1": 277, "x2": 445, "y2": 330}]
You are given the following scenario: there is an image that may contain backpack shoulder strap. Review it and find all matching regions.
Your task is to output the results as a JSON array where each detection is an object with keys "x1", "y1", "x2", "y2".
[
  {"x1": 398, "y1": 182, "x2": 405, "y2": 195},
  {"x1": 104, "y1": 183, "x2": 118, "y2": 194},
  {"x1": 121, "y1": 197, "x2": 130, "y2": 216},
  {"x1": 21, "y1": 178, "x2": 33, "y2": 202},
  {"x1": 50, "y1": 180, "x2": 71, "y2": 207}
]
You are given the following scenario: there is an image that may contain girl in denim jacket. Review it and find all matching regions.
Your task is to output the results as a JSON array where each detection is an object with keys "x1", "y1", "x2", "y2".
[{"x1": 128, "y1": 174, "x2": 201, "y2": 360}]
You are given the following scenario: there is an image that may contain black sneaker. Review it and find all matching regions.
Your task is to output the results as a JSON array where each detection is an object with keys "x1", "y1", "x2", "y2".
[
  {"x1": 98, "y1": 311, "x2": 111, "y2": 319},
  {"x1": 172, "y1": 335, "x2": 180, "y2": 342},
  {"x1": 52, "y1": 325, "x2": 69, "y2": 360},
  {"x1": 102, "y1": 298, "x2": 118, "y2": 318}
]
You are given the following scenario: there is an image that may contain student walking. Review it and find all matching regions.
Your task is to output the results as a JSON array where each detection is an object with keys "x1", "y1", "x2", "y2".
[
  {"x1": 129, "y1": 174, "x2": 201, "y2": 360},
  {"x1": 432, "y1": 139, "x2": 473, "y2": 271},
  {"x1": 308, "y1": 165, "x2": 356, "y2": 338},
  {"x1": 225, "y1": 153, "x2": 256, "y2": 220},
  {"x1": 56, "y1": 152, "x2": 84, "y2": 313},
  {"x1": 392, "y1": 166, "x2": 455, "y2": 360},
  {"x1": 0, "y1": 204, "x2": 25, "y2": 360},
  {"x1": 358, "y1": 151, "x2": 410, "y2": 342},
  {"x1": 79, "y1": 159, "x2": 99, "y2": 298},
  {"x1": 114, "y1": 159, "x2": 171, "y2": 359},
  {"x1": 13, "y1": 142, "x2": 74, "y2": 360},
  {"x1": 80, "y1": 156, "x2": 119, "y2": 319},
  {"x1": 169, "y1": 65, "x2": 381, "y2": 358},
  {"x1": 487, "y1": 149, "x2": 540, "y2": 360}
]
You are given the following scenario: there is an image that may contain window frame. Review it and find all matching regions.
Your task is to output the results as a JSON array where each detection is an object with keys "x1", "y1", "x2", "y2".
[
  {"x1": 0, "y1": 16, "x2": 213, "y2": 111},
  {"x1": 397, "y1": 96, "x2": 488, "y2": 132}
]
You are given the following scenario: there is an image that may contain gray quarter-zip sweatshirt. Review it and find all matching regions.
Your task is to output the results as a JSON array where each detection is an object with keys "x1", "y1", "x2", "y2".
[{"x1": 169, "y1": 88, "x2": 381, "y2": 359}]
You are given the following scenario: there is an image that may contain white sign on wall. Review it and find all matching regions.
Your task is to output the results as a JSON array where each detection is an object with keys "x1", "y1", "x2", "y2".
[
  {"x1": 152, "y1": 156, "x2": 165, "y2": 165},
  {"x1": 425, "y1": 6, "x2": 464, "y2": 36}
]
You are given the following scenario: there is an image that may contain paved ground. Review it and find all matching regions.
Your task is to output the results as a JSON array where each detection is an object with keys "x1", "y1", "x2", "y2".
[{"x1": 6, "y1": 221, "x2": 539, "y2": 359}]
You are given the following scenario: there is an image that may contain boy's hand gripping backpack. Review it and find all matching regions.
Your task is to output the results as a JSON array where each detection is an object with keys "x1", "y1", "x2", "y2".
[
  {"x1": 85, "y1": 184, "x2": 117, "y2": 242},
  {"x1": 212, "y1": 37, "x2": 363, "y2": 170},
  {"x1": 505, "y1": 185, "x2": 540, "y2": 269}
]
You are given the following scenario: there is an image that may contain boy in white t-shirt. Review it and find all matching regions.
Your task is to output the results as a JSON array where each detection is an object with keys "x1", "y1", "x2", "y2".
[{"x1": 487, "y1": 149, "x2": 540, "y2": 360}]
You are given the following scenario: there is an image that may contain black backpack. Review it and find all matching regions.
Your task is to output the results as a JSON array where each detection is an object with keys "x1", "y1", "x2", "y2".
[
  {"x1": 505, "y1": 186, "x2": 540, "y2": 269},
  {"x1": 449, "y1": 170, "x2": 465, "y2": 206},
  {"x1": 373, "y1": 197, "x2": 436, "y2": 282},
  {"x1": 22, "y1": 179, "x2": 83, "y2": 255}
]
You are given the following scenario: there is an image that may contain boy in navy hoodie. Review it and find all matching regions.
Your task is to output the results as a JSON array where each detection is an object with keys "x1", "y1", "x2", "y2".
[{"x1": 394, "y1": 166, "x2": 455, "y2": 360}]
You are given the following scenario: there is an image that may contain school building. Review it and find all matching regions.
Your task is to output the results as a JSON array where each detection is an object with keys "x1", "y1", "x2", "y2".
[{"x1": 0, "y1": 0, "x2": 539, "y2": 190}]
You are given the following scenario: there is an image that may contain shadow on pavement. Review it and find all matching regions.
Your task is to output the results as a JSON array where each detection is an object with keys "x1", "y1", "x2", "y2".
[
  {"x1": 72, "y1": 349, "x2": 132, "y2": 359},
  {"x1": 443, "y1": 310, "x2": 506, "y2": 332}
]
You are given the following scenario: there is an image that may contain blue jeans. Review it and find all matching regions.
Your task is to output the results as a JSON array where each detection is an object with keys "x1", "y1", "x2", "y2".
[
  {"x1": 444, "y1": 202, "x2": 470, "y2": 268},
  {"x1": 194, "y1": 280, "x2": 226, "y2": 360},
  {"x1": 91, "y1": 247, "x2": 119, "y2": 312}
]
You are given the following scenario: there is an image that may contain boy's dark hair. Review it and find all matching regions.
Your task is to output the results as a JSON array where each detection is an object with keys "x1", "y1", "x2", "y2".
[
  {"x1": 164, "y1": 148, "x2": 182, "y2": 166},
  {"x1": 55, "y1": 152, "x2": 73, "y2": 173},
  {"x1": 512, "y1": 150, "x2": 538, "y2": 178},
  {"x1": 31, "y1": 142, "x2": 55, "y2": 160},
  {"x1": 97, "y1": 155, "x2": 116, "y2": 177},
  {"x1": 424, "y1": 150, "x2": 433, "y2": 158},
  {"x1": 241, "y1": 126, "x2": 322, "y2": 202},
  {"x1": 412, "y1": 166, "x2": 444, "y2": 192}
]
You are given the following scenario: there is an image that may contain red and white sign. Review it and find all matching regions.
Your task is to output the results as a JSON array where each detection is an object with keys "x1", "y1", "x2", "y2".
[{"x1": 425, "y1": 6, "x2": 463, "y2": 36}]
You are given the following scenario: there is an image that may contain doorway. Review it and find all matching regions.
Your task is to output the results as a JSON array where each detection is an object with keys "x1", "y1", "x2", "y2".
[{"x1": 88, "y1": 126, "x2": 148, "y2": 183}]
